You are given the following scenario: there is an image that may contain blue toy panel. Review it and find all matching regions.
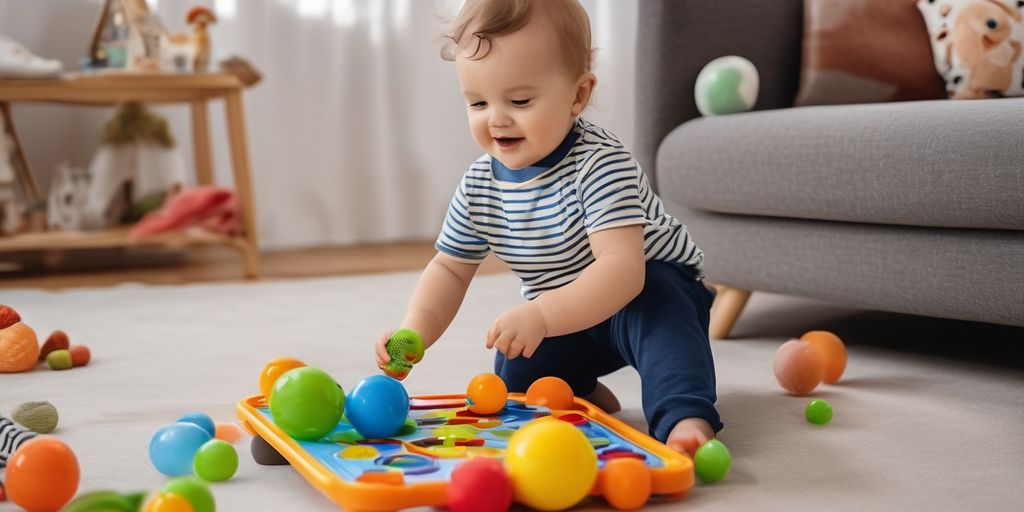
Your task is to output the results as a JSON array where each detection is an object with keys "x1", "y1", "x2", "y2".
[{"x1": 256, "y1": 400, "x2": 663, "y2": 483}]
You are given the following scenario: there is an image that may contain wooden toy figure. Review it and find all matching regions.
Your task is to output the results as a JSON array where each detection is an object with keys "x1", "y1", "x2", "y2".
[{"x1": 186, "y1": 6, "x2": 217, "y2": 72}]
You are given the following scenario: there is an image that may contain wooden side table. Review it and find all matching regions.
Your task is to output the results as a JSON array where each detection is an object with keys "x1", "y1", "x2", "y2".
[{"x1": 0, "y1": 72, "x2": 260, "y2": 277}]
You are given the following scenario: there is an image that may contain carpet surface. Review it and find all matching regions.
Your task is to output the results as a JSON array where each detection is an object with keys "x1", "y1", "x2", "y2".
[{"x1": 1, "y1": 271, "x2": 1022, "y2": 511}]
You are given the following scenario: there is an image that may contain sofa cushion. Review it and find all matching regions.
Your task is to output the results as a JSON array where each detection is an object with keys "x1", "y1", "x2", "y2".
[{"x1": 657, "y1": 98, "x2": 1024, "y2": 230}]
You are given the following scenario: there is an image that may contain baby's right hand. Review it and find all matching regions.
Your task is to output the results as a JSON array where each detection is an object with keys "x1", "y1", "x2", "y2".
[{"x1": 375, "y1": 329, "x2": 393, "y2": 368}]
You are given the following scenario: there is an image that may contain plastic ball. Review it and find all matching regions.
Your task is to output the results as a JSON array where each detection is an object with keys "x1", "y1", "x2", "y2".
[
  {"x1": 525, "y1": 376, "x2": 575, "y2": 411},
  {"x1": 805, "y1": 399, "x2": 834, "y2": 425},
  {"x1": 149, "y1": 422, "x2": 213, "y2": 476},
  {"x1": 772, "y1": 339, "x2": 824, "y2": 396},
  {"x1": 447, "y1": 457, "x2": 512, "y2": 512},
  {"x1": 800, "y1": 330, "x2": 847, "y2": 384},
  {"x1": 5, "y1": 436, "x2": 80, "y2": 512},
  {"x1": 601, "y1": 457, "x2": 652, "y2": 510},
  {"x1": 214, "y1": 422, "x2": 246, "y2": 444},
  {"x1": 193, "y1": 439, "x2": 239, "y2": 481},
  {"x1": 693, "y1": 439, "x2": 731, "y2": 483},
  {"x1": 161, "y1": 477, "x2": 214, "y2": 512},
  {"x1": 269, "y1": 366, "x2": 345, "y2": 441},
  {"x1": 506, "y1": 417, "x2": 597, "y2": 511},
  {"x1": 694, "y1": 55, "x2": 759, "y2": 116},
  {"x1": 143, "y1": 492, "x2": 194, "y2": 512},
  {"x1": 176, "y1": 412, "x2": 216, "y2": 438},
  {"x1": 259, "y1": 356, "x2": 306, "y2": 398},
  {"x1": 466, "y1": 373, "x2": 508, "y2": 415},
  {"x1": 345, "y1": 375, "x2": 410, "y2": 438}
]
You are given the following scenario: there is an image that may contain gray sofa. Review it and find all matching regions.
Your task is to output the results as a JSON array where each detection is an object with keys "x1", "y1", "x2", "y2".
[{"x1": 635, "y1": 0, "x2": 1024, "y2": 337}]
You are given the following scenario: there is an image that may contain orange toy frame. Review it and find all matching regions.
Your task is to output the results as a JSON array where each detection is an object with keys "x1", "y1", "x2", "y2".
[{"x1": 237, "y1": 392, "x2": 693, "y2": 511}]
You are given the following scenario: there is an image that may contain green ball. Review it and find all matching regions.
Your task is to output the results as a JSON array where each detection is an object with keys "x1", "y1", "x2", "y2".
[
  {"x1": 694, "y1": 439, "x2": 732, "y2": 483},
  {"x1": 694, "y1": 55, "x2": 759, "y2": 116},
  {"x1": 269, "y1": 366, "x2": 345, "y2": 441},
  {"x1": 805, "y1": 399, "x2": 833, "y2": 425},
  {"x1": 162, "y1": 477, "x2": 215, "y2": 512},
  {"x1": 389, "y1": 328, "x2": 424, "y2": 363},
  {"x1": 194, "y1": 439, "x2": 239, "y2": 481}
]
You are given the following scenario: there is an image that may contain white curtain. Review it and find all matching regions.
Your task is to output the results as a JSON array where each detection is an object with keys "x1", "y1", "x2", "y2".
[{"x1": 0, "y1": 0, "x2": 637, "y2": 250}]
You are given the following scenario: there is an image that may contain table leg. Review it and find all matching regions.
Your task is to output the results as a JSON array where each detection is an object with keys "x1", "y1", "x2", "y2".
[
  {"x1": 1, "y1": 102, "x2": 45, "y2": 231},
  {"x1": 223, "y1": 90, "x2": 260, "y2": 278},
  {"x1": 190, "y1": 100, "x2": 214, "y2": 186}
]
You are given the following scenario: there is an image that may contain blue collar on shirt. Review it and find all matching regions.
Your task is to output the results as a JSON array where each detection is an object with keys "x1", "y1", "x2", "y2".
[{"x1": 491, "y1": 128, "x2": 580, "y2": 183}]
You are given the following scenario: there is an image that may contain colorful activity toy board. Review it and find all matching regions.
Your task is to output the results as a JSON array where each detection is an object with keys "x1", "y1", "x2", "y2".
[{"x1": 238, "y1": 393, "x2": 692, "y2": 511}]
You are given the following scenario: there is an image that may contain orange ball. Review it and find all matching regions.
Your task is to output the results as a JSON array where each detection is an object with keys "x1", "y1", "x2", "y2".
[
  {"x1": 602, "y1": 458, "x2": 652, "y2": 510},
  {"x1": 525, "y1": 376, "x2": 575, "y2": 410},
  {"x1": 215, "y1": 422, "x2": 247, "y2": 444},
  {"x1": 6, "y1": 436, "x2": 80, "y2": 512},
  {"x1": 258, "y1": 357, "x2": 306, "y2": 398},
  {"x1": 800, "y1": 330, "x2": 847, "y2": 384},
  {"x1": 466, "y1": 373, "x2": 508, "y2": 415},
  {"x1": 0, "y1": 322, "x2": 40, "y2": 373},
  {"x1": 144, "y1": 492, "x2": 195, "y2": 512},
  {"x1": 772, "y1": 339, "x2": 824, "y2": 396}
]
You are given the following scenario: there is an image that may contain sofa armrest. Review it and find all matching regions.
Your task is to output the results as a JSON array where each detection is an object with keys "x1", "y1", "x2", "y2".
[{"x1": 634, "y1": 0, "x2": 805, "y2": 190}]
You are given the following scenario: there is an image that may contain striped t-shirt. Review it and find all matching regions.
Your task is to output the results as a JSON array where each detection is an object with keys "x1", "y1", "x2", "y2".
[{"x1": 436, "y1": 117, "x2": 703, "y2": 299}]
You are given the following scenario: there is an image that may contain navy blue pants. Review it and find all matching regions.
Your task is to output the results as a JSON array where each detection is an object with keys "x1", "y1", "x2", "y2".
[{"x1": 494, "y1": 261, "x2": 722, "y2": 442}]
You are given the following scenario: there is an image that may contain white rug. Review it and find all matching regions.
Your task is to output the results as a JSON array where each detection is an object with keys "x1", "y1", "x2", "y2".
[{"x1": 1, "y1": 272, "x2": 1022, "y2": 511}]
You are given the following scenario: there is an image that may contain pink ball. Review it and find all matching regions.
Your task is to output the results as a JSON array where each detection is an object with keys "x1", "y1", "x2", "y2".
[
  {"x1": 772, "y1": 339, "x2": 824, "y2": 396},
  {"x1": 447, "y1": 457, "x2": 512, "y2": 512}
]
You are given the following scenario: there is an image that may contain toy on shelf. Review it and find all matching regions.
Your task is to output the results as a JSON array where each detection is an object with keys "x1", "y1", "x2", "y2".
[
  {"x1": 381, "y1": 328, "x2": 424, "y2": 380},
  {"x1": 693, "y1": 439, "x2": 731, "y2": 483},
  {"x1": 806, "y1": 399, "x2": 834, "y2": 425},
  {"x1": 4, "y1": 436, "x2": 80, "y2": 511},
  {"x1": 129, "y1": 185, "x2": 242, "y2": 240},
  {"x1": 186, "y1": 7, "x2": 217, "y2": 73},
  {"x1": 773, "y1": 338, "x2": 825, "y2": 396},
  {"x1": 694, "y1": 55, "x2": 760, "y2": 116},
  {"x1": 238, "y1": 364, "x2": 693, "y2": 511}
]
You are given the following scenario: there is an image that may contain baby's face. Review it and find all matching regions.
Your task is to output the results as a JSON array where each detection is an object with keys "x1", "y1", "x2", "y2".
[{"x1": 456, "y1": 19, "x2": 583, "y2": 170}]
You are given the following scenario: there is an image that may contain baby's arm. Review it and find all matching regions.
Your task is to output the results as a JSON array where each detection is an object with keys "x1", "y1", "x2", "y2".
[
  {"x1": 487, "y1": 225, "x2": 645, "y2": 358},
  {"x1": 376, "y1": 251, "x2": 480, "y2": 366}
]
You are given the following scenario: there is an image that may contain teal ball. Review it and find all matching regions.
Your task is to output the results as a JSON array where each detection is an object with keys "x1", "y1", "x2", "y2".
[{"x1": 694, "y1": 55, "x2": 759, "y2": 116}]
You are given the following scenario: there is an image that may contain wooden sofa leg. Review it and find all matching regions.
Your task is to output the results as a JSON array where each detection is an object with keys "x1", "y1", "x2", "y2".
[{"x1": 709, "y1": 285, "x2": 752, "y2": 340}]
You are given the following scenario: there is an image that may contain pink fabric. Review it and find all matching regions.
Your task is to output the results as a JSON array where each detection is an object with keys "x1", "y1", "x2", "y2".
[{"x1": 130, "y1": 186, "x2": 243, "y2": 240}]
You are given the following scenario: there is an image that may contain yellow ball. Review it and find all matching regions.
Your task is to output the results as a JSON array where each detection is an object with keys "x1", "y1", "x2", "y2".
[{"x1": 505, "y1": 418, "x2": 597, "y2": 511}]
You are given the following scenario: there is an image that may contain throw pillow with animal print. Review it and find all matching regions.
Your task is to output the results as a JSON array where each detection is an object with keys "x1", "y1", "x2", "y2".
[{"x1": 918, "y1": 0, "x2": 1024, "y2": 98}]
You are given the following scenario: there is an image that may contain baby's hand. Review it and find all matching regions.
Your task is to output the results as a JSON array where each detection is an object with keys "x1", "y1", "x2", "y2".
[
  {"x1": 486, "y1": 302, "x2": 548, "y2": 360},
  {"x1": 375, "y1": 329, "x2": 393, "y2": 368}
]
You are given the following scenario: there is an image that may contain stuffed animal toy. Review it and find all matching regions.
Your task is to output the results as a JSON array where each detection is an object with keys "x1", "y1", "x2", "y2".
[
  {"x1": 47, "y1": 162, "x2": 91, "y2": 231},
  {"x1": 187, "y1": 6, "x2": 217, "y2": 72}
]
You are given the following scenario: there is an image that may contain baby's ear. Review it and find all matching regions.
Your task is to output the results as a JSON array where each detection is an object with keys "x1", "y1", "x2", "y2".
[{"x1": 572, "y1": 72, "x2": 597, "y2": 115}]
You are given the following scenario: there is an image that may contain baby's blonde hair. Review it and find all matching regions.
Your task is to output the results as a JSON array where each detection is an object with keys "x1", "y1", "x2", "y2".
[{"x1": 442, "y1": 0, "x2": 594, "y2": 79}]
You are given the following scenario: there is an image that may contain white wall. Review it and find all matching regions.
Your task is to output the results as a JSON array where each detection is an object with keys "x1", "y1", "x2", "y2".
[{"x1": 0, "y1": 0, "x2": 637, "y2": 249}]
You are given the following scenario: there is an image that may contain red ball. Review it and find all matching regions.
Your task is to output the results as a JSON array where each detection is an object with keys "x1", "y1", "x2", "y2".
[{"x1": 447, "y1": 457, "x2": 512, "y2": 512}]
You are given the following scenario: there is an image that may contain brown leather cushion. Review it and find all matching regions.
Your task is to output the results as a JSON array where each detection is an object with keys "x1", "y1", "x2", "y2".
[{"x1": 795, "y1": 0, "x2": 947, "y2": 105}]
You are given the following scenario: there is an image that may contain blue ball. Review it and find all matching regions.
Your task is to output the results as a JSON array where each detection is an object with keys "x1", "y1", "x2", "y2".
[
  {"x1": 177, "y1": 412, "x2": 216, "y2": 438},
  {"x1": 149, "y1": 422, "x2": 213, "y2": 476},
  {"x1": 345, "y1": 375, "x2": 410, "y2": 439}
]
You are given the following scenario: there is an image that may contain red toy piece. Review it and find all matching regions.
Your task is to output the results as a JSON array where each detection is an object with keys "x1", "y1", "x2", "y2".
[{"x1": 447, "y1": 457, "x2": 512, "y2": 512}]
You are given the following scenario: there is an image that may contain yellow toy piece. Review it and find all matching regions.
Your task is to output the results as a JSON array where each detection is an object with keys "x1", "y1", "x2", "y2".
[{"x1": 505, "y1": 417, "x2": 598, "y2": 511}]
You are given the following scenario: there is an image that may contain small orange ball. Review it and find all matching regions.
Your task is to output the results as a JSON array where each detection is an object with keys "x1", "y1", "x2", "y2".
[
  {"x1": 144, "y1": 492, "x2": 195, "y2": 512},
  {"x1": 525, "y1": 376, "x2": 575, "y2": 410},
  {"x1": 258, "y1": 357, "x2": 306, "y2": 398},
  {"x1": 215, "y1": 422, "x2": 246, "y2": 444},
  {"x1": 466, "y1": 373, "x2": 508, "y2": 415},
  {"x1": 0, "y1": 322, "x2": 40, "y2": 374},
  {"x1": 800, "y1": 330, "x2": 847, "y2": 384},
  {"x1": 6, "y1": 436, "x2": 80, "y2": 512},
  {"x1": 602, "y1": 458, "x2": 652, "y2": 510},
  {"x1": 772, "y1": 339, "x2": 824, "y2": 396}
]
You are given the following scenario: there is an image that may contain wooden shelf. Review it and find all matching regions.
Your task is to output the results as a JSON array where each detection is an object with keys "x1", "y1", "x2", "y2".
[
  {"x1": 0, "y1": 72, "x2": 245, "y2": 105},
  {"x1": 0, "y1": 226, "x2": 247, "y2": 252}
]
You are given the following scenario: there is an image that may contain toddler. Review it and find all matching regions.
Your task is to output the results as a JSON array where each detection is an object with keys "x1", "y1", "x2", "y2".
[{"x1": 375, "y1": 0, "x2": 721, "y2": 455}]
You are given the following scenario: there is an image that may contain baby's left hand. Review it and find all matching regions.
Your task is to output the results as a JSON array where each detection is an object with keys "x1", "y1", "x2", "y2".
[{"x1": 486, "y1": 302, "x2": 548, "y2": 359}]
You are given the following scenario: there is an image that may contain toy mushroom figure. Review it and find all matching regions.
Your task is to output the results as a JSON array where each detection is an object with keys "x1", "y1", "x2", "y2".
[{"x1": 186, "y1": 6, "x2": 217, "y2": 72}]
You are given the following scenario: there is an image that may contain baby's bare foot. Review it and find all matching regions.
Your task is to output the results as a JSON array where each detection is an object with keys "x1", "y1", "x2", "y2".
[
  {"x1": 666, "y1": 417, "x2": 715, "y2": 456},
  {"x1": 582, "y1": 381, "x2": 621, "y2": 413}
]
